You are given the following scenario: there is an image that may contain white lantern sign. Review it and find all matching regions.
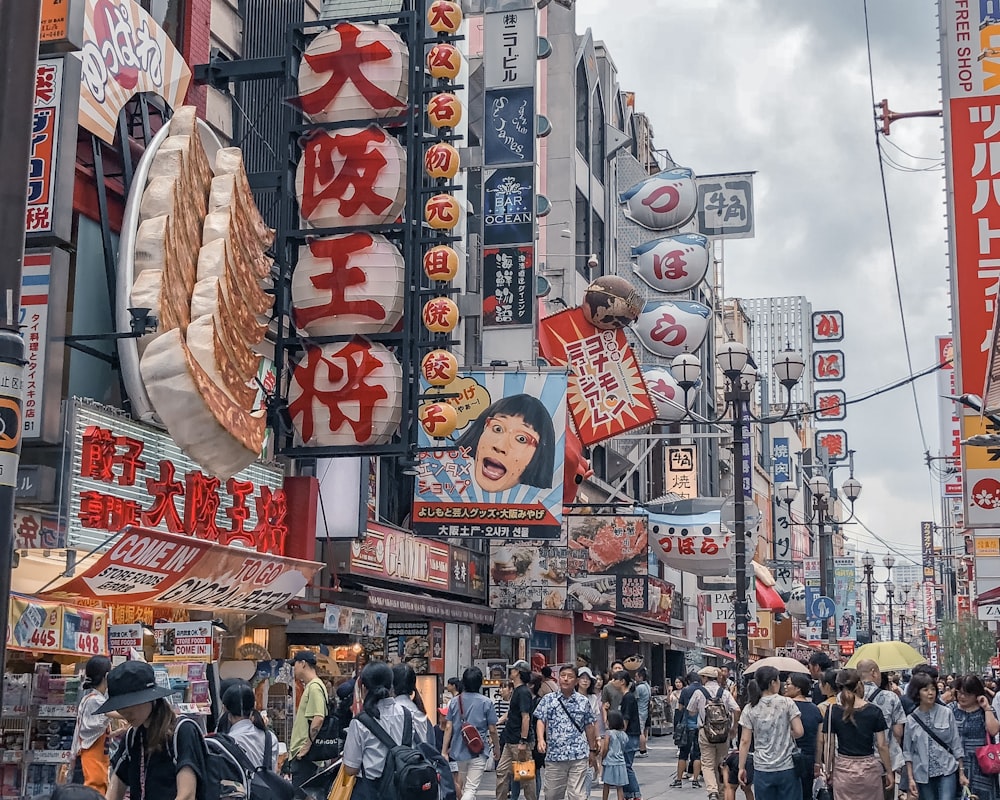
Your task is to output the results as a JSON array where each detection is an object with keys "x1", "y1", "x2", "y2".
[
  {"x1": 631, "y1": 233, "x2": 710, "y2": 294},
  {"x1": 619, "y1": 167, "x2": 698, "y2": 231},
  {"x1": 633, "y1": 300, "x2": 712, "y2": 360}
]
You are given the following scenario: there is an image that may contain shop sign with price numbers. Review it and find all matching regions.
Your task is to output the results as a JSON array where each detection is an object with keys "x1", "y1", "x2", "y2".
[{"x1": 6, "y1": 592, "x2": 109, "y2": 657}]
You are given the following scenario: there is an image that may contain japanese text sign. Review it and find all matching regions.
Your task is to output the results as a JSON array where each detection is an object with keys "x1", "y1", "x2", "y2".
[
  {"x1": 108, "y1": 624, "x2": 143, "y2": 656},
  {"x1": 812, "y1": 311, "x2": 844, "y2": 342},
  {"x1": 483, "y1": 246, "x2": 534, "y2": 327},
  {"x1": 936, "y1": 336, "x2": 963, "y2": 496},
  {"x1": 833, "y1": 556, "x2": 857, "y2": 645},
  {"x1": 483, "y1": 8, "x2": 536, "y2": 88},
  {"x1": 64, "y1": 400, "x2": 287, "y2": 554},
  {"x1": 412, "y1": 370, "x2": 567, "y2": 539},
  {"x1": 78, "y1": 0, "x2": 192, "y2": 145},
  {"x1": 772, "y1": 437, "x2": 792, "y2": 484},
  {"x1": 538, "y1": 307, "x2": 657, "y2": 446},
  {"x1": 7, "y1": 593, "x2": 108, "y2": 658},
  {"x1": 155, "y1": 621, "x2": 212, "y2": 660},
  {"x1": 812, "y1": 350, "x2": 845, "y2": 382},
  {"x1": 666, "y1": 445, "x2": 698, "y2": 499},
  {"x1": 814, "y1": 390, "x2": 847, "y2": 421},
  {"x1": 349, "y1": 522, "x2": 450, "y2": 590},
  {"x1": 814, "y1": 429, "x2": 848, "y2": 462},
  {"x1": 695, "y1": 173, "x2": 754, "y2": 239},
  {"x1": 20, "y1": 252, "x2": 61, "y2": 442},
  {"x1": 40, "y1": 0, "x2": 85, "y2": 53},
  {"x1": 922, "y1": 521, "x2": 936, "y2": 580}
]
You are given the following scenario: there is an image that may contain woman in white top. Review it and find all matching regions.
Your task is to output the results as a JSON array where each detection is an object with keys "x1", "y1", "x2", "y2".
[
  {"x1": 737, "y1": 665, "x2": 803, "y2": 800},
  {"x1": 222, "y1": 684, "x2": 280, "y2": 769},
  {"x1": 71, "y1": 655, "x2": 116, "y2": 795},
  {"x1": 392, "y1": 663, "x2": 434, "y2": 744}
]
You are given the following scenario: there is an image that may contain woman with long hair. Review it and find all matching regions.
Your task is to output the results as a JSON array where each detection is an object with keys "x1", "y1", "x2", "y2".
[
  {"x1": 816, "y1": 668, "x2": 893, "y2": 800},
  {"x1": 903, "y1": 672, "x2": 967, "y2": 800},
  {"x1": 222, "y1": 683, "x2": 279, "y2": 769},
  {"x1": 785, "y1": 674, "x2": 824, "y2": 800},
  {"x1": 102, "y1": 661, "x2": 207, "y2": 800},
  {"x1": 578, "y1": 667, "x2": 604, "y2": 786},
  {"x1": 70, "y1": 655, "x2": 116, "y2": 794},
  {"x1": 950, "y1": 674, "x2": 1000, "y2": 800},
  {"x1": 392, "y1": 662, "x2": 434, "y2": 744},
  {"x1": 737, "y1": 666, "x2": 803, "y2": 800}
]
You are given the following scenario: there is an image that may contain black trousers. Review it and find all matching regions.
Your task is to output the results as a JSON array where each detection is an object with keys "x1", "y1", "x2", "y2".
[{"x1": 289, "y1": 757, "x2": 320, "y2": 799}]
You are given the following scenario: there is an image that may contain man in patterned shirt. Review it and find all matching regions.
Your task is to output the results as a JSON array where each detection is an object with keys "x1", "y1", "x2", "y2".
[
  {"x1": 534, "y1": 665, "x2": 600, "y2": 800},
  {"x1": 858, "y1": 660, "x2": 905, "y2": 780}
]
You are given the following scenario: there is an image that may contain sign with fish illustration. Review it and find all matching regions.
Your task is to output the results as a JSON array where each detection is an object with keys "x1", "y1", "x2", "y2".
[
  {"x1": 619, "y1": 167, "x2": 698, "y2": 231},
  {"x1": 633, "y1": 300, "x2": 712, "y2": 359},
  {"x1": 631, "y1": 233, "x2": 710, "y2": 294}
]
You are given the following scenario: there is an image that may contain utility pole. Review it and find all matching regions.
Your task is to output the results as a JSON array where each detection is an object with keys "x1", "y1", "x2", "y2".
[{"x1": 0, "y1": 0, "x2": 40, "y2": 713}]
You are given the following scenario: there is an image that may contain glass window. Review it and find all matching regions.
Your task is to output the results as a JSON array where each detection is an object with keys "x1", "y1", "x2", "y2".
[
  {"x1": 575, "y1": 189, "x2": 589, "y2": 279},
  {"x1": 591, "y1": 88, "x2": 605, "y2": 169},
  {"x1": 141, "y1": 0, "x2": 185, "y2": 50},
  {"x1": 576, "y1": 61, "x2": 589, "y2": 163},
  {"x1": 591, "y1": 211, "x2": 604, "y2": 277}
]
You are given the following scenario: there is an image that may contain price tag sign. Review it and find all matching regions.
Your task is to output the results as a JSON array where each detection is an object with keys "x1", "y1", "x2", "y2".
[
  {"x1": 74, "y1": 632, "x2": 103, "y2": 655},
  {"x1": 37, "y1": 704, "x2": 76, "y2": 718},
  {"x1": 28, "y1": 627, "x2": 59, "y2": 650}
]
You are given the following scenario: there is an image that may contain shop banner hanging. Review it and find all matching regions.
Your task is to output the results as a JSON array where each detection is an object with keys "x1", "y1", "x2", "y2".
[{"x1": 7, "y1": 593, "x2": 109, "y2": 657}]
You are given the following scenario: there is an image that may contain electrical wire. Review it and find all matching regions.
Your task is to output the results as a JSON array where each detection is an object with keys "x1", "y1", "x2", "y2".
[
  {"x1": 879, "y1": 133, "x2": 945, "y2": 162},
  {"x1": 861, "y1": 1, "x2": 932, "y2": 462},
  {"x1": 878, "y1": 141, "x2": 944, "y2": 173}
]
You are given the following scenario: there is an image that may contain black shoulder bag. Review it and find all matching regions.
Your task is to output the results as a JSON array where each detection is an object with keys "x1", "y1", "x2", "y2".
[
  {"x1": 909, "y1": 711, "x2": 954, "y2": 754},
  {"x1": 556, "y1": 695, "x2": 585, "y2": 732}
]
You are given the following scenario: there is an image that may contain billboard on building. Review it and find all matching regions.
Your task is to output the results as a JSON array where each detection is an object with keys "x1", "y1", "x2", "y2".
[
  {"x1": 412, "y1": 370, "x2": 567, "y2": 539},
  {"x1": 833, "y1": 556, "x2": 857, "y2": 645},
  {"x1": 938, "y1": 335, "x2": 963, "y2": 497}
]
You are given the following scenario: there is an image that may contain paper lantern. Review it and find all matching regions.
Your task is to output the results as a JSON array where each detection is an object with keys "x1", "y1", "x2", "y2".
[
  {"x1": 641, "y1": 367, "x2": 690, "y2": 423},
  {"x1": 581, "y1": 275, "x2": 642, "y2": 330},
  {"x1": 427, "y1": 93, "x2": 463, "y2": 129},
  {"x1": 421, "y1": 349, "x2": 459, "y2": 386},
  {"x1": 291, "y1": 234, "x2": 404, "y2": 336},
  {"x1": 423, "y1": 245, "x2": 460, "y2": 282},
  {"x1": 424, "y1": 142, "x2": 461, "y2": 180},
  {"x1": 295, "y1": 126, "x2": 406, "y2": 229},
  {"x1": 427, "y1": 43, "x2": 461, "y2": 80},
  {"x1": 420, "y1": 401, "x2": 458, "y2": 438},
  {"x1": 619, "y1": 166, "x2": 698, "y2": 231},
  {"x1": 425, "y1": 193, "x2": 461, "y2": 230},
  {"x1": 423, "y1": 297, "x2": 459, "y2": 332},
  {"x1": 287, "y1": 340, "x2": 402, "y2": 446},
  {"x1": 427, "y1": 0, "x2": 463, "y2": 33},
  {"x1": 631, "y1": 233, "x2": 710, "y2": 295},
  {"x1": 633, "y1": 300, "x2": 712, "y2": 359},
  {"x1": 296, "y1": 24, "x2": 409, "y2": 123}
]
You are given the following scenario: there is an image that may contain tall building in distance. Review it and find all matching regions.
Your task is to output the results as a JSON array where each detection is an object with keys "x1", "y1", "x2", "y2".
[{"x1": 743, "y1": 296, "x2": 815, "y2": 411}]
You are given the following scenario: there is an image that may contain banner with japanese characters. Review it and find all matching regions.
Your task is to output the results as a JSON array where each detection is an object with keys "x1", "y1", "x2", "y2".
[
  {"x1": 483, "y1": 245, "x2": 533, "y2": 326},
  {"x1": 412, "y1": 369, "x2": 567, "y2": 538},
  {"x1": 936, "y1": 336, "x2": 962, "y2": 497},
  {"x1": 833, "y1": 556, "x2": 857, "y2": 646},
  {"x1": 7, "y1": 593, "x2": 108, "y2": 657},
  {"x1": 537, "y1": 307, "x2": 657, "y2": 446},
  {"x1": 695, "y1": 173, "x2": 754, "y2": 239}
]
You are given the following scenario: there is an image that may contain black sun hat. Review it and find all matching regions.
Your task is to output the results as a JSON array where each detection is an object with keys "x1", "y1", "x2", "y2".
[{"x1": 95, "y1": 661, "x2": 174, "y2": 713}]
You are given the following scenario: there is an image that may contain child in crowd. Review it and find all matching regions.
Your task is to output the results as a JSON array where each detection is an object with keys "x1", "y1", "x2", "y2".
[{"x1": 600, "y1": 711, "x2": 629, "y2": 800}]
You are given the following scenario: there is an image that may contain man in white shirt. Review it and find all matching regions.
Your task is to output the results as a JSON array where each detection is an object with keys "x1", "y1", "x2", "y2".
[
  {"x1": 686, "y1": 666, "x2": 740, "y2": 800},
  {"x1": 858, "y1": 660, "x2": 905, "y2": 779}
]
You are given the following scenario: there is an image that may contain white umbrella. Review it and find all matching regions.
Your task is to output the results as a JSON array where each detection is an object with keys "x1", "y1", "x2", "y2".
[{"x1": 743, "y1": 656, "x2": 810, "y2": 675}]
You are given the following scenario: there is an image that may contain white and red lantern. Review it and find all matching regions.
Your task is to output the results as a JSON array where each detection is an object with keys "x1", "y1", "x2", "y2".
[
  {"x1": 297, "y1": 24, "x2": 409, "y2": 124},
  {"x1": 631, "y1": 233, "x2": 710, "y2": 295},
  {"x1": 421, "y1": 349, "x2": 459, "y2": 386},
  {"x1": 633, "y1": 300, "x2": 712, "y2": 359},
  {"x1": 423, "y1": 245, "x2": 460, "y2": 282},
  {"x1": 425, "y1": 193, "x2": 462, "y2": 230},
  {"x1": 642, "y1": 367, "x2": 689, "y2": 423},
  {"x1": 425, "y1": 142, "x2": 461, "y2": 180},
  {"x1": 288, "y1": 340, "x2": 402, "y2": 447},
  {"x1": 291, "y1": 234, "x2": 404, "y2": 337},
  {"x1": 422, "y1": 297, "x2": 459, "y2": 333},
  {"x1": 419, "y1": 401, "x2": 458, "y2": 438},
  {"x1": 427, "y1": 93, "x2": 463, "y2": 129},
  {"x1": 295, "y1": 126, "x2": 406, "y2": 229},
  {"x1": 619, "y1": 166, "x2": 698, "y2": 231},
  {"x1": 427, "y1": 43, "x2": 461, "y2": 80},
  {"x1": 427, "y1": 0, "x2": 463, "y2": 34}
]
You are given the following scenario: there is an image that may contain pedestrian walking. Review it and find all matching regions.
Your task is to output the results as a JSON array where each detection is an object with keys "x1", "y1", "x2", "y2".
[
  {"x1": 222, "y1": 683, "x2": 280, "y2": 769},
  {"x1": 858, "y1": 659, "x2": 906, "y2": 788},
  {"x1": 687, "y1": 665, "x2": 740, "y2": 800},
  {"x1": 817, "y1": 668, "x2": 893, "y2": 800},
  {"x1": 600, "y1": 711, "x2": 629, "y2": 800},
  {"x1": 671, "y1": 671, "x2": 704, "y2": 790},
  {"x1": 70, "y1": 655, "x2": 116, "y2": 795},
  {"x1": 496, "y1": 661, "x2": 536, "y2": 800},
  {"x1": 534, "y1": 664, "x2": 599, "y2": 800},
  {"x1": 286, "y1": 651, "x2": 329, "y2": 797},
  {"x1": 737, "y1": 666, "x2": 803, "y2": 800},
  {"x1": 634, "y1": 668, "x2": 651, "y2": 757},
  {"x1": 617, "y1": 673, "x2": 643, "y2": 800},
  {"x1": 950, "y1": 674, "x2": 1000, "y2": 800},
  {"x1": 443, "y1": 666, "x2": 501, "y2": 800},
  {"x1": 392, "y1": 663, "x2": 435, "y2": 745},
  {"x1": 808, "y1": 653, "x2": 834, "y2": 705},
  {"x1": 903, "y1": 671, "x2": 966, "y2": 800},
  {"x1": 102, "y1": 661, "x2": 208, "y2": 800},
  {"x1": 577, "y1": 667, "x2": 604, "y2": 786},
  {"x1": 785, "y1": 674, "x2": 823, "y2": 800}
]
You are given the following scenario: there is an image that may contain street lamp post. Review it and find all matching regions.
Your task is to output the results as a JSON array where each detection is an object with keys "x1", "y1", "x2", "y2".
[
  {"x1": 901, "y1": 585, "x2": 912, "y2": 644},
  {"x1": 671, "y1": 341, "x2": 806, "y2": 670},
  {"x1": 886, "y1": 580, "x2": 896, "y2": 640},
  {"x1": 862, "y1": 552, "x2": 876, "y2": 640},
  {"x1": 778, "y1": 475, "x2": 862, "y2": 643}
]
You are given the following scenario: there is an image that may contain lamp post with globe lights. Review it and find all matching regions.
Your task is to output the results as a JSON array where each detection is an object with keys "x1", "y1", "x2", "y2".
[
  {"x1": 862, "y1": 552, "x2": 877, "y2": 640},
  {"x1": 776, "y1": 473, "x2": 863, "y2": 643},
  {"x1": 886, "y1": 579, "x2": 896, "y2": 640},
  {"x1": 670, "y1": 340, "x2": 805, "y2": 669}
]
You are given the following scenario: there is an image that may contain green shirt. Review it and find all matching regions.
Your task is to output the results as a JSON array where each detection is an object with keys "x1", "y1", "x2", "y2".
[{"x1": 290, "y1": 678, "x2": 328, "y2": 759}]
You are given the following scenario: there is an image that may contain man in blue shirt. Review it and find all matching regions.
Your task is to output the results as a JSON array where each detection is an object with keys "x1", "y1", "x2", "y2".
[
  {"x1": 443, "y1": 667, "x2": 500, "y2": 800},
  {"x1": 534, "y1": 665, "x2": 599, "y2": 800}
]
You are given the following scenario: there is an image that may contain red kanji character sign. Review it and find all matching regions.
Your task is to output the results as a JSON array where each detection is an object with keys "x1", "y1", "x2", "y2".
[
  {"x1": 185, "y1": 471, "x2": 223, "y2": 541},
  {"x1": 141, "y1": 460, "x2": 185, "y2": 533},
  {"x1": 812, "y1": 311, "x2": 844, "y2": 342},
  {"x1": 814, "y1": 390, "x2": 846, "y2": 420},
  {"x1": 815, "y1": 430, "x2": 848, "y2": 461},
  {"x1": 812, "y1": 351, "x2": 845, "y2": 382}
]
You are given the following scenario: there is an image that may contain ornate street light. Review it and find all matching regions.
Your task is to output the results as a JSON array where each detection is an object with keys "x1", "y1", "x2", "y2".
[{"x1": 670, "y1": 341, "x2": 805, "y2": 670}]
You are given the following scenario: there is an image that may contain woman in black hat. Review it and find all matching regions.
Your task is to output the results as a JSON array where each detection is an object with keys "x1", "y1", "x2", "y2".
[{"x1": 101, "y1": 661, "x2": 208, "y2": 800}]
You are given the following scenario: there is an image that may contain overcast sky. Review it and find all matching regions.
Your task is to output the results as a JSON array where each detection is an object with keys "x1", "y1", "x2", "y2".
[{"x1": 575, "y1": 0, "x2": 949, "y2": 570}]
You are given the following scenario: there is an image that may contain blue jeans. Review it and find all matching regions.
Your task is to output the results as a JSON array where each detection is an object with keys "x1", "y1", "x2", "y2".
[
  {"x1": 917, "y1": 772, "x2": 957, "y2": 800},
  {"x1": 752, "y1": 767, "x2": 801, "y2": 800},
  {"x1": 624, "y1": 734, "x2": 641, "y2": 799}
]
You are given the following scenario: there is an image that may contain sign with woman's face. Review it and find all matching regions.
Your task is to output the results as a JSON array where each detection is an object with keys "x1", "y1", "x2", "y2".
[{"x1": 411, "y1": 369, "x2": 567, "y2": 539}]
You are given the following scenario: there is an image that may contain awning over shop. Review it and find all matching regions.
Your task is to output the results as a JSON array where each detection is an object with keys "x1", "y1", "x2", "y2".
[
  {"x1": 22, "y1": 526, "x2": 323, "y2": 613},
  {"x1": 618, "y1": 622, "x2": 672, "y2": 646},
  {"x1": 701, "y1": 645, "x2": 735, "y2": 661},
  {"x1": 534, "y1": 613, "x2": 573, "y2": 635},
  {"x1": 367, "y1": 587, "x2": 494, "y2": 625}
]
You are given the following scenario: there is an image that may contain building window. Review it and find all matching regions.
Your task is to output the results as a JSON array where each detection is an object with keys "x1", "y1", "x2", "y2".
[
  {"x1": 141, "y1": 0, "x2": 185, "y2": 50},
  {"x1": 591, "y1": 88, "x2": 605, "y2": 170},
  {"x1": 591, "y1": 211, "x2": 604, "y2": 276},
  {"x1": 575, "y1": 189, "x2": 590, "y2": 279},
  {"x1": 576, "y1": 61, "x2": 589, "y2": 164}
]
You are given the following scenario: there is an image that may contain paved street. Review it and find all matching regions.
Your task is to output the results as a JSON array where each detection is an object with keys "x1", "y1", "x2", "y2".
[{"x1": 477, "y1": 735, "x2": 709, "y2": 800}]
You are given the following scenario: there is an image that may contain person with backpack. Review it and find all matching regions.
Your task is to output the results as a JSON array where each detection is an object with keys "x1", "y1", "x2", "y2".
[
  {"x1": 343, "y1": 662, "x2": 440, "y2": 800},
  {"x1": 616, "y1": 673, "x2": 643, "y2": 800},
  {"x1": 671, "y1": 672, "x2": 704, "y2": 790},
  {"x1": 287, "y1": 650, "x2": 330, "y2": 798},
  {"x1": 442, "y1": 666, "x2": 501, "y2": 800},
  {"x1": 222, "y1": 684, "x2": 280, "y2": 770},
  {"x1": 686, "y1": 666, "x2": 740, "y2": 800},
  {"x1": 101, "y1": 661, "x2": 208, "y2": 800},
  {"x1": 392, "y1": 664, "x2": 435, "y2": 745}
]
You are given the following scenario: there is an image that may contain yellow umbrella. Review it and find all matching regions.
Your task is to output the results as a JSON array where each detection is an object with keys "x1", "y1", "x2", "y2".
[{"x1": 844, "y1": 641, "x2": 927, "y2": 671}]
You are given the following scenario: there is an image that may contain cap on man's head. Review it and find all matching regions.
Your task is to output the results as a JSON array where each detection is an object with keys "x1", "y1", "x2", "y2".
[
  {"x1": 292, "y1": 650, "x2": 317, "y2": 666},
  {"x1": 510, "y1": 660, "x2": 530, "y2": 672},
  {"x1": 698, "y1": 666, "x2": 719, "y2": 680}
]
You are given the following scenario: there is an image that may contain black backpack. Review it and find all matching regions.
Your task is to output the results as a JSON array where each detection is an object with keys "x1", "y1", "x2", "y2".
[
  {"x1": 304, "y1": 682, "x2": 342, "y2": 762},
  {"x1": 159, "y1": 716, "x2": 249, "y2": 800},
  {"x1": 357, "y1": 709, "x2": 439, "y2": 800},
  {"x1": 209, "y1": 731, "x2": 295, "y2": 800}
]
